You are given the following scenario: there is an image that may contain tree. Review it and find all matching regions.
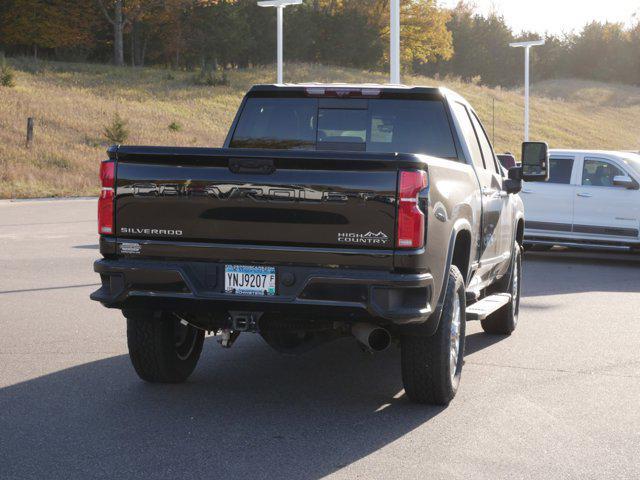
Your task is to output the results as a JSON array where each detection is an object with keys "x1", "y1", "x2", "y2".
[
  {"x1": 95, "y1": 0, "x2": 165, "y2": 66},
  {"x1": 1, "y1": 0, "x2": 93, "y2": 58},
  {"x1": 95, "y1": 0, "x2": 128, "y2": 65},
  {"x1": 349, "y1": 0, "x2": 453, "y2": 71}
]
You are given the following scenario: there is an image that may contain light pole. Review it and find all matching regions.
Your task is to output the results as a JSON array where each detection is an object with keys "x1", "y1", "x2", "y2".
[
  {"x1": 390, "y1": 0, "x2": 400, "y2": 84},
  {"x1": 258, "y1": 0, "x2": 303, "y2": 84},
  {"x1": 509, "y1": 39, "x2": 545, "y2": 141}
]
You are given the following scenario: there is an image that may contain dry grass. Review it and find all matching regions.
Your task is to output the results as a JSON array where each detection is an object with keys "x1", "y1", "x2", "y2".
[{"x1": 1, "y1": 59, "x2": 639, "y2": 198}]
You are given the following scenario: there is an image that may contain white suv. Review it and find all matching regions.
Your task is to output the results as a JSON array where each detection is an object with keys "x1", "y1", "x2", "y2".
[{"x1": 522, "y1": 149, "x2": 640, "y2": 251}]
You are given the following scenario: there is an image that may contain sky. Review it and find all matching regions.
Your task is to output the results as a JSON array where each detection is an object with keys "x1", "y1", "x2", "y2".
[{"x1": 439, "y1": 0, "x2": 640, "y2": 34}]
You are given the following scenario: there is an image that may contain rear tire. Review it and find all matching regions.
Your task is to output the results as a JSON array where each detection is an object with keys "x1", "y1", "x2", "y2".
[
  {"x1": 482, "y1": 242, "x2": 522, "y2": 335},
  {"x1": 125, "y1": 311, "x2": 204, "y2": 383},
  {"x1": 401, "y1": 265, "x2": 466, "y2": 405}
]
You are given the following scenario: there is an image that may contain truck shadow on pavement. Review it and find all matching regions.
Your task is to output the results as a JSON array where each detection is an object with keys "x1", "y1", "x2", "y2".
[{"x1": 0, "y1": 332, "x2": 501, "y2": 480}]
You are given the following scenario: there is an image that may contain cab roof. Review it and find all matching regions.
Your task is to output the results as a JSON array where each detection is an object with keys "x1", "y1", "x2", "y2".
[{"x1": 248, "y1": 83, "x2": 452, "y2": 99}]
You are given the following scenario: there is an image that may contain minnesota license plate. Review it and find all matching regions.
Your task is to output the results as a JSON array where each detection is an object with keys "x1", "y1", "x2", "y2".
[{"x1": 224, "y1": 265, "x2": 276, "y2": 296}]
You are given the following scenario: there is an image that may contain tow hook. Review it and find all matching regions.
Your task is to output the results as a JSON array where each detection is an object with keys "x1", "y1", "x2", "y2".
[
  {"x1": 230, "y1": 311, "x2": 261, "y2": 332},
  {"x1": 218, "y1": 312, "x2": 262, "y2": 348}
]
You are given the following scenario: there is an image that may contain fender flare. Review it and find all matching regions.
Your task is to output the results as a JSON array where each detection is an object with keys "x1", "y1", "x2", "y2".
[
  {"x1": 512, "y1": 213, "x2": 525, "y2": 247},
  {"x1": 436, "y1": 218, "x2": 473, "y2": 310},
  {"x1": 403, "y1": 219, "x2": 473, "y2": 337}
]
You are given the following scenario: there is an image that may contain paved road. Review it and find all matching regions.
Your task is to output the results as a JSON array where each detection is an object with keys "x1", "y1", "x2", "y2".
[{"x1": 1, "y1": 199, "x2": 639, "y2": 480}]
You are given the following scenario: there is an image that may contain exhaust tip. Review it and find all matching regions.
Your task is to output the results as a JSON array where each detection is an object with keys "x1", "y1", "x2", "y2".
[
  {"x1": 368, "y1": 328, "x2": 391, "y2": 352},
  {"x1": 352, "y1": 323, "x2": 391, "y2": 352}
]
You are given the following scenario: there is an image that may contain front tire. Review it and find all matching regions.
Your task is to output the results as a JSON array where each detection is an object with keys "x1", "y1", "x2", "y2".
[
  {"x1": 482, "y1": 242, "x2": 522, "y2": 335},
  {"x1": 125, "y1": 311, "x2": 204, "y2": 383},
  {"x1": 401, "y1": 265, "x2": 466, "y2": 405}
]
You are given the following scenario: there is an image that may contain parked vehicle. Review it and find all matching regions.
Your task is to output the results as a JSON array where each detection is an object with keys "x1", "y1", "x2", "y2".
[
  {"x1": 90, "y1": 84, "x2": 547, "y2": 405},
  {"x1": 522, "y1": 149, "x2": 640, "y2": 251}
]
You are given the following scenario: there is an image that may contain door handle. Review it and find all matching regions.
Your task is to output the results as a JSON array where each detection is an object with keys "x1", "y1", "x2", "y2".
[
  {"x1": 577, "y1": 192, "x2": 593, "y2": 198},
  {"x1": 521, "y1": 189, "x2": 533, "y2": 194}
]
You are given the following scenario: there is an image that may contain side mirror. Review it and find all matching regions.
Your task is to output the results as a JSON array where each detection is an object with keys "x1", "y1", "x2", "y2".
[
  {"x1": 521, "y1": 141, "x2": 549, "y2": 182},
  {"x1": 504, "y1": 166, "x2": 523, "y2": 194},
  {"x1": 497, "y1": 154, "x2": 517, "y2": 170},
  {"x1": 612, "y1": 175, "x2": 639, "y2": 190},
  {"x1": 508, "y1": 166, "x2": 523, "y2": 181}
]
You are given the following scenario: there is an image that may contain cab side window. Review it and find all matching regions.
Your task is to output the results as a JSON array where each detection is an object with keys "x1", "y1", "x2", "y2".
[
  {"x1": 469, "y1": 112, "x2": 500, "y2": 175},
  {"x1": 548, "y1": 157, "x2": 575, "y2": 184},
  {"x1": 451, "y1": 102, "x2": 485, "y2": 170},
  {"x1": 582, "y1": 159, "x2": 624, "y2": 187}
]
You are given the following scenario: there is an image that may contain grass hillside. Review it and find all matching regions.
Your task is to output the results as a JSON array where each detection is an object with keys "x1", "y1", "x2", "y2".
[{"x1": 1, "y1": 59, "x2": 639, "y2": 198}]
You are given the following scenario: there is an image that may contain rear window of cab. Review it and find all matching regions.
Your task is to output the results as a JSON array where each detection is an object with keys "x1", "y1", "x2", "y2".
[{"x1": 230, "y1": 97, "x2": 458, "y2": 159}]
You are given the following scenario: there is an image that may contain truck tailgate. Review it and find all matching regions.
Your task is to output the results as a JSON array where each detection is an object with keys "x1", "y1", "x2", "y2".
[{"x1": 113, "y1": 148, "x2": 425, "y2": 250}]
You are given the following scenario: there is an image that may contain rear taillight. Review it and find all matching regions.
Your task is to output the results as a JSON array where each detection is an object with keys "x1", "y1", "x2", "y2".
[
  {"x1": 397, "y1": 170, "x2": 428, "y2": 249},
  {"x1": 98, "y1": 160, "x2": 115, "y2": 235}
]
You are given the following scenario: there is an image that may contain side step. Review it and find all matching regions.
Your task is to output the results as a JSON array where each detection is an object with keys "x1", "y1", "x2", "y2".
[
  {"x1": 524, "y1": 239, "x2": 632, "y2": 252},
  {"x1": 466, "y1": 293, "x2": 511, "y2": 321}
]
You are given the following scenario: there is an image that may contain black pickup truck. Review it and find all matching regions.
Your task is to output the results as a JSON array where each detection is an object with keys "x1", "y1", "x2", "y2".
[{"x1": 91, "y1": 84, "x2": 548, "y2": 405}]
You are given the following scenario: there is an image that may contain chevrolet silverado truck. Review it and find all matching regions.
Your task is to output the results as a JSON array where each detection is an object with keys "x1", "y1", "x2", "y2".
[
  {"x1": 91, "y1": 84, "x2": 549, "y2": 405},
  {"x1": 522, "y1": 149, "x2": 640, "y2": 251}
]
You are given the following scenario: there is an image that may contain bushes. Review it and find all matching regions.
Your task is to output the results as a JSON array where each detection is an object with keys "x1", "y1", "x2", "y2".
[
  {"x1": 0, "y1": 55, "x2": 16, "y2": 87},
  {"x1": 103, "y1": 113, "x2": 129, "y2": 144},
  {"x1": 193, "y1": 68, "x2": 229, "y2": 87}
]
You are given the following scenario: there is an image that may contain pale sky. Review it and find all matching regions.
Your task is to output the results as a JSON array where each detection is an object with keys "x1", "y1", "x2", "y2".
[{"x1": 439, "y1": 0, "x2": 640, "y2": 34}]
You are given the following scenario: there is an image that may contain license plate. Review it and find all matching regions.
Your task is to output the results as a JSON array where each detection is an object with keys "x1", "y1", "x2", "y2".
[{"x1": 224, "y1": 265, "x2": 276, "y2": 296}]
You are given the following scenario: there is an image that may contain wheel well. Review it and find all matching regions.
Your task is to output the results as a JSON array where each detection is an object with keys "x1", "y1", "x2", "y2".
[
  {"x1": 451, "y1": 230, "x2": 471, "y2": 284},
  {"x1": 516, "y1": 219, "x2": 524, "y2": 247}
]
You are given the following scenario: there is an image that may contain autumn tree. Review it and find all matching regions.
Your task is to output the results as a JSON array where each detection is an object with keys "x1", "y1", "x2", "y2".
[
  {"x1": 1, "y1": 0, "x2": 93, "y2": 58},
  {"x1": 340, "y1": 0, "x2": 452, "y2": 71},
  {"x1": 95, "y1": 0, "x2": 165, "y2": 66}
]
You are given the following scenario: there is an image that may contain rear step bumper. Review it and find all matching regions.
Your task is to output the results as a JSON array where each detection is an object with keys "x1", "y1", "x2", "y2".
[{"x1": 91, "y1": 259, "x2": 434, "y2": 326}]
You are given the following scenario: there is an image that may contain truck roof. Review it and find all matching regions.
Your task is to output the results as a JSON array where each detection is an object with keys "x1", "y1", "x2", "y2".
[
  {"x1": 550, "y1": 149, "x2": 640, "y2": 160},
  {"x1": 247, "y1": 84, "x2": 474, "y2": 110}
]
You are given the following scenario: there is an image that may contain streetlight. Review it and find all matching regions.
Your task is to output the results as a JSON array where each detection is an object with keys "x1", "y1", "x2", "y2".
[
  {"x1": 258, "y1": 0, "x2": 303, "y2": 84},
  {"x1": 509, "y1": 39, "x2": 545, "y2": 141},
  {"x1": 390, "y1": 0, "x2": 400, "y2": 84}
]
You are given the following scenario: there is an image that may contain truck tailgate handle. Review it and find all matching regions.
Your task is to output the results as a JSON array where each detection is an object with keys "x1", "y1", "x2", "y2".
[{"x1": 229, "y1": 158, "x2": 275, "y2": 175}]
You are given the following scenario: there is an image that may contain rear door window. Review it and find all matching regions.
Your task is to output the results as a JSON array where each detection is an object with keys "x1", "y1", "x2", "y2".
[
  {"x1": 548, "y1": 157, "x2": 575, "y2": 184},
  {"x1": 451, "y1": 102, "x2": 485, "y2": 169},
  {"x1": 470, "y1": 112, "x2": 500, "y2": 174}
]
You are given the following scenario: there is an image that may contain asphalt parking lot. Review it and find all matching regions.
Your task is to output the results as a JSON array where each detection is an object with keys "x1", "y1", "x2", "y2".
[{"x1": 1, "y1": 199, "x2": 639, "y2": 480}]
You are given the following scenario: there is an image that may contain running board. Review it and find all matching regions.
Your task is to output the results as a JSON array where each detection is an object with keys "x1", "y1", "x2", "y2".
[
  {"x1": 524, "y1": 239, "x2": 632, "y2": 251},
  {"x1": 466, "y1": 293, "x2": 511, "y2": 321}
]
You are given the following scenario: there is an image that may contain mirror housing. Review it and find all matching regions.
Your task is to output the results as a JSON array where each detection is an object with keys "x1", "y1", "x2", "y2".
[
  {"x1": 504, "y1": 166, "x2": 523, "y2": 194},
  {"x1": 521, "y1": 141, "x2": 549, "y2": 182},
  {"x1": 508, "y1": 166, "x2": 523, "y2": 181},
  {"x1": 612, "y1": 175, "x2": 639, "y2": 190}
]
